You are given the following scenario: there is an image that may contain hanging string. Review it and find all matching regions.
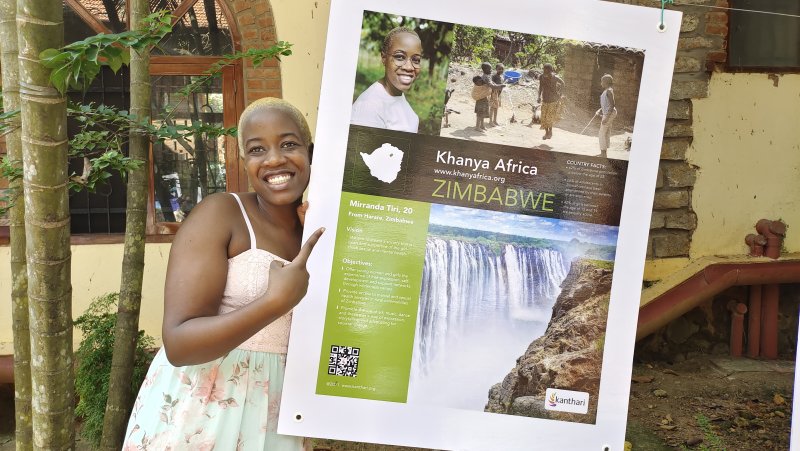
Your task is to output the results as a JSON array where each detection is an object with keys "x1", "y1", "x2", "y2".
[
  {"x1": 659, "y1": 0, "x2": 673, "y2": 31},
  {"x1": 660, "y1": 1, "x2": 800, "y2": 19}
]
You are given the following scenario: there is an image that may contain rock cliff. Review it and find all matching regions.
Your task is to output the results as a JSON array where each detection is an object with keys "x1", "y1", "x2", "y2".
[{"x1": 485, "y1": 259, "x2": 613, "y2": 424}]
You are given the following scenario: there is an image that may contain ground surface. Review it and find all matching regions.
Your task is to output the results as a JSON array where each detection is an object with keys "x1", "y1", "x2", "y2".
[
  {"x1": 3, "y1": 356, "x2": 789, "y2": 450},
  {"x1": 440, "y1": 63, "x2": 632, "y2": 161},
  {"x1": 625, "y1": 356, "x2": 794, "y2": 451}
]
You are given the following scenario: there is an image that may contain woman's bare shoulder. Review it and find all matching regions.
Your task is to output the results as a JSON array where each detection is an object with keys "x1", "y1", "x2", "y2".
[{"x1": 171, "y1": 192, "x2": 242, "y2": 251}]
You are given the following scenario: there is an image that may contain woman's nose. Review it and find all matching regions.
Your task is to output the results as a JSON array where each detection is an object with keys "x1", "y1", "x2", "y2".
[{"x1": 261, "y1": 147, "x2": 286, "y2": 165}]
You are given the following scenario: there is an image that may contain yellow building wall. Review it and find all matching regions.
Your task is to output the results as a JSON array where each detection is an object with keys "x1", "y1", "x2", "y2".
[
  {"x1": 270, "y1": 0, "x2": 331, "y2": 133},
  {"x1": 0, "y1": 244, "x2": 170, "y2": 354},
  {"x1": 689, "y1": 72, "x2": 800, "y2": 259}
]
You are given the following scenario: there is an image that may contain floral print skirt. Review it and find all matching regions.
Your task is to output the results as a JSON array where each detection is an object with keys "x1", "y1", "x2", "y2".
[{"x1": 123, "y1": 348, "x2": 307, "y2": 450}]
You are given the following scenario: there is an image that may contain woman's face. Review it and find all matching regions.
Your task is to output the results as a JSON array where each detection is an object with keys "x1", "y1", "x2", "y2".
[
  {"x1": 381, "y1": 32, "x2": 422, "y2": 96},
  {"x1": 241, "y1": 109, "x2": 311, "y2": 208}
]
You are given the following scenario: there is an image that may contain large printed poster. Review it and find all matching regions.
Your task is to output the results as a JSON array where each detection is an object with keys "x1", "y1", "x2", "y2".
[{"x1": 280, "y1": 1, "x2": 681, "y2": 449}]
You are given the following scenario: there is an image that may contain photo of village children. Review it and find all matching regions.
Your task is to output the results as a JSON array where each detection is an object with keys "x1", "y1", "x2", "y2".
[{"x1": 441, "y1": 25, "x2": 645, "y2": 160}]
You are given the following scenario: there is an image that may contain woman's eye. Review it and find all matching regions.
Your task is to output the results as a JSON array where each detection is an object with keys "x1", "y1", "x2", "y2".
[
  {"x1": 248, "y1": 146, "x2": 264, "y2": 154},
  {"x1": 281, "y1": 141, "x2": 299, "y2": 149}
]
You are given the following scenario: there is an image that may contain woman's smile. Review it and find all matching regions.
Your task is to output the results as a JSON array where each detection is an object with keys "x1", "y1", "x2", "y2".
[
  {"x1": 241, "y1": 109, "x2": 311, "y2": 207},
  {"x1": 382, "y1": 32, "x2": 422, "y2": 96},
  {"x1": 262, "y1": 171, "x2": 294, "y2": 187}
]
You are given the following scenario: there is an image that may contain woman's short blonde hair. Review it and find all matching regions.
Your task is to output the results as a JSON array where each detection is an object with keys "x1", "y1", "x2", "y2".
[{"x1": 237, "y1": 97, "x2": 313, "y2": 158}]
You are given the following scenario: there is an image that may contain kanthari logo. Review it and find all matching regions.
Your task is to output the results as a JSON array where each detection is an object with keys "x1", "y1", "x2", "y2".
[{"x1": 544, "y1": 388, "x2": 589, "y2": 414}]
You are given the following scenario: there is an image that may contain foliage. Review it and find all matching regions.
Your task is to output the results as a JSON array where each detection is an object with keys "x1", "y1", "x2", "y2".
[
  {"x1": 177, "y1": 43, "x2": 293, "y2": 98},
  {"x1": 74, "y1": 293, "x2": 154, "y2": 448},
  {"x1": 585, "y1": 259, "x2": 615, "y2": 271},
  {"x1": 427, "y1": 223, "x2": 617, "y2": 261},
  {"x1": 451, "y1": 25, "x2": 565, "y2": 70},
  {"x1": 680, "y1": 414, "x2": 726, "y2": 451},
  {"x1": 0, "y1": 156, "x2": 23, "y2": 213},
  {"x1": 0, "y1": 104, "x2": 19, "y2": 136},
  {"x1": 39, "y1": 11, "x2": 173, "y2": 94},
  {"x1": 356, "y1": 12, "x2": 452, "y2": 135},
  {"x1": 68, "y1": 151, "x2": 142, "y2": 193},
  {"x1": 451, "y1": 24, "x2": 495, "y2": 64},
  {"x1": 506, "y1": 32, "x2": 565, "y2": 69},
  {"x1": 428, "y1": 223, "x2": 560, "y2": 252},
  {"x1": 0, "y1": 12, "x2": 282, "y2": 217},
  {"x1": 359, "y1": 12, "x2": 453, "y2": 76},
  {"x1": 594, "y1": 334, "x2": 606, "y2": 353}
]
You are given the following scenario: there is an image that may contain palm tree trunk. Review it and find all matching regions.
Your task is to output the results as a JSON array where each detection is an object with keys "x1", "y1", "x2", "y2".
[
  {"x1": 0, "y1": 0, "x2": 31, "y2": 449},
  {"x1": 100, "y1": 0, "x2": 151, "y2": 446},
  {"x1": 16, "y1": 0, "x2": 73, "y2": 449}
]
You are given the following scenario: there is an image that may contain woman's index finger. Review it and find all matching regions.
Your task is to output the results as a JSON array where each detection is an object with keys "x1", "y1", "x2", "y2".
[{"x1": 291, "y1": 227, "x2": 326, "y2": 267}]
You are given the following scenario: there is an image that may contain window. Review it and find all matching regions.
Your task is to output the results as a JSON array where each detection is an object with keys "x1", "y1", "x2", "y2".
[
  {"x1": 64, "y1": 0, "x2": 244, "y2": 238},
  {"x1": 728, "y1": 0, "x2": 800, "y2": 70}
]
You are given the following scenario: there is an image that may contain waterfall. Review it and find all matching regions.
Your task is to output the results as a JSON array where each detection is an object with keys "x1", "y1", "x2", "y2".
[{"x1": 412, "y1": 237, "x2": 569, "y2": 381}]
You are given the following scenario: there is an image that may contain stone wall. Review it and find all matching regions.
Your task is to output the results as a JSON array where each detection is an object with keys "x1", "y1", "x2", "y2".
[{"x1": 612, "y1": 0, "x2": 730, "y2": 258}]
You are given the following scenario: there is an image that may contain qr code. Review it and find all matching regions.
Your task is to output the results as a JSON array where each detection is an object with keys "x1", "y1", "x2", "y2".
[{"x1": 327, "y1": 345, "x2": 360, "y2": 377}]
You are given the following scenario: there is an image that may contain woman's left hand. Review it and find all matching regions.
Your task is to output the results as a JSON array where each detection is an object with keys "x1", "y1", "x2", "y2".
[{"x1": 297, "y1": 200, "x2": 309, "y2": 226}]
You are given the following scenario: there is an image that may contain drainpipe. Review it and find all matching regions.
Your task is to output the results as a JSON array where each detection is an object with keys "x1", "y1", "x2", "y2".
[
  {"x1": 637, "y1": 259, "x2": 800, "y2": 340},
  {"x1": 728, "y1": 301, "x2": 747, "y2": 357},
  {"x1": 756, "y1": 219, "x2": 786, "y2": 259},
  {"x1": 745, "y1": 234, "x2": 767, "y2": 257},
  {"x1": 747, "y1": 284, "x2": 762, "y2": 358},
  {"x1": 755, "y1": 219, "x2": 787, "y2": 359},
  {"x1": 745, "y1": 234, "x2": 766, "y2": 357}
]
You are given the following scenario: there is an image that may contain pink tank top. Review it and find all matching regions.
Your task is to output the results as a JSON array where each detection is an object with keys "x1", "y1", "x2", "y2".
[{"x1": 217, "y1": 193, "x2": 293, "y2": 354}]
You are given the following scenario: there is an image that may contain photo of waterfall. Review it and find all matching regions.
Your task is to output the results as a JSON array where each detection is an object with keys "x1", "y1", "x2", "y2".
[{"x1": 407, "y1": 204, "x2": 619, "y2": 411}]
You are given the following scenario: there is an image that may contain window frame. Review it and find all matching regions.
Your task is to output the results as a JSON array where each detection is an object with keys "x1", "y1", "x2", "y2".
[
  {"x1": 146, "y1": 56, "x2": 246, "y2": 238},
  {"x1": 37, "y1": 0, "x2": 245, "y2": 244},
  {"x1": 726, "y1": 0, "x2": 800, "y2": 73}
]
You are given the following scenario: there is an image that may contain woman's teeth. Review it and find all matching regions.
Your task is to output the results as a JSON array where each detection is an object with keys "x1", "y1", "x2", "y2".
[{"x1": 266, "y1": 173, "x2": 291, "y2": 185}]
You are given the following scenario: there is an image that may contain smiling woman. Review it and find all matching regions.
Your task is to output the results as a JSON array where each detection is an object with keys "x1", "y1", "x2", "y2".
[
  {"x1": 350, "y1": 26, "x2": 423, "y2": 133},
  {"x1": 122, "y1": 98, "x2": 324, "y2": 450}
]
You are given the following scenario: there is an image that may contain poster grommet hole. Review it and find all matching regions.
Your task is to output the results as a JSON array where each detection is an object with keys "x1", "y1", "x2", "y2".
[
  {"x1": 602, "y1": 446, "x2": 610, "y2": 451},
  {"x1": 657, "y1": 22, "x2": 667, "y2": 33},
  {"x1": 294, "y1": 413, "x2": 303, "y2": 422}
]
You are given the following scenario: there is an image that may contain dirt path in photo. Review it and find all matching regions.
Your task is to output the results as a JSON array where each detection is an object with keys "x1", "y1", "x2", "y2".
[{"x1": 441, "y1": 63, "x2": 632, "y2": 161}]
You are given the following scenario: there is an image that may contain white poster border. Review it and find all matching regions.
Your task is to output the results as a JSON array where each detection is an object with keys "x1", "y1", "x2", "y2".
[{"x1": 279, "y1": 1, "x2": 682, "y2": 449}]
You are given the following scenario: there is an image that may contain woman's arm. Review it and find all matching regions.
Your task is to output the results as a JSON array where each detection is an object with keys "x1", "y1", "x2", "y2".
[{"x1": 161, "y1": 194, "x2": 322, "y2": 366}]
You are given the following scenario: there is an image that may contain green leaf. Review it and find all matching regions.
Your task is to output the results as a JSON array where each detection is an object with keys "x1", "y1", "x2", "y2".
[
  {"x1": 72, "y1": 58, "x2": 84, "y2": 84},
  {"x1": 50, "y1": 66, "x2": 71, "y2": 94},
  {"x1": 86, "y1": 46, "x2": 99, "y2": 62},
  {"x1": 108, "y1": 56, "x2": 122, "y2": 73},
  {"x1": 104, "y1": 46, "x2": 122, "y2": 59}
]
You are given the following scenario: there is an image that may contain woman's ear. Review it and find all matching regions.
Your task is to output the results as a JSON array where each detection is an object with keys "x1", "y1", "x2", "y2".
[{"x1": 308, "y1": 143, "x2": 314, "y2": 164}]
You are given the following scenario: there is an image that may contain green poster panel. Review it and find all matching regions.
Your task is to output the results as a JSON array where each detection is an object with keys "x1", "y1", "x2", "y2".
[{"x1": 316, "y1": 192, "x2": 430, "y2": 402}]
